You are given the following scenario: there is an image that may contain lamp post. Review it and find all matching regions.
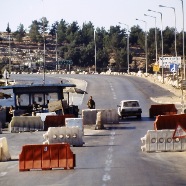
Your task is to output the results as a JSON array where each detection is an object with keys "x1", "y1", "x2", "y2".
[
  {"x1": 159, "y1": 5, "x2": 178, "y2": 82},
  {"x1": 8, "y1": 33, "x2": 11, "y2": 75},
  {"x1": 136, "y1": 19, "x2": 148, "y2": 75},
  {"x1": 118, "y1": 22, "x2": 130, "y2": 74},
  {"x1": 180, "y1": 0, "x2": 185, "y2": 79},
  {"x1": 144, "y1": 14, "x2": 158, "y2": 67},
  {"x1": 55, "y1": 32, "x2": 58, "y2": 72},
  {"x1": 42, "y1": 17, "x2": 46, "y2": 84},
  {"x1": 42, "y1": 0, "x2": 46, "y2": 84},
  {"x1": 94, "y1": 29, "x2": 97, "y2": 73},
  {"x1": 148, "y1": 9, "x2": 164, "y2": 83}
]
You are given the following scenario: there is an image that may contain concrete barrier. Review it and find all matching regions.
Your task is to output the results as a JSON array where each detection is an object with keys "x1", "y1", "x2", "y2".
[
  {"x1": 36, "y1": 112, "x2": 56, "y2": 121},
  {"x1": 101, "y1": 109, "x2": 119, "y2": 124},
  {"x1": 149, "y1": 104, "x2": 177, "y2": 118},
  {"x1": 95, "y1": 111, "x2": 104, "y2": 130},
  {"x1": 82, "y1": 109, "x2": 119, "y2": 125},
  {"x1": 43, "y1": 127, "x2": 84, "y2": 147},
  {"x1": 141, "y1": 130, "x2": 186, "y2": 152},
  {"x1": 19, "y1": 143, "x2": 75, "y2": 171},
  {"x1": 154, "y1": 114, "x2": 186, "y2": 130},
  {"x1": 65, "y1": 118, "x2": 83, "y2": 134},
  {"x1": 44, "y1": 114, "x2": 75, "y2": 131},
  {"x1": 0, "y1": 137, "x2": 11, "y2": 161},
  {"x1": 9, "y1": 116, "x2": 44, "y2": 132}
]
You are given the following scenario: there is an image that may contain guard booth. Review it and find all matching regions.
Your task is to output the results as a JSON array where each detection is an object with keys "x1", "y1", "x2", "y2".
[{"x1": 0, "y1": 83, "x2": 79, "y2": 117}]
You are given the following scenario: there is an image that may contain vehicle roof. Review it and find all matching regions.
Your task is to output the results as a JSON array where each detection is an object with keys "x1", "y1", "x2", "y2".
[{"x1": 120, "y1": 100, "x2": 140, "y2": 102}]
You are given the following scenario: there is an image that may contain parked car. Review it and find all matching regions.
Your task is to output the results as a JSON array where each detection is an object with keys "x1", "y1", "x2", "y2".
[{"x1": 117, "y1": 100, "x2": 142, "y2": 119}]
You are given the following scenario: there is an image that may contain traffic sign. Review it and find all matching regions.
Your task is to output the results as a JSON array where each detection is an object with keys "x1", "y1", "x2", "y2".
[
  {"x1": 170, "y1": 63, "x2": 178, "y2": 72},
  {"x1": 153, "y1": 64, "x2": 159, "y2": 72},
  {"x1": 58, "y1": 60, "x2": 73, "y2": 65},
  {"x1": 173, "y1": 124, "x2": 186, "y2": 139},
  {"x1": 159, "y1": 56, "x2": 181, "y2": 68}
]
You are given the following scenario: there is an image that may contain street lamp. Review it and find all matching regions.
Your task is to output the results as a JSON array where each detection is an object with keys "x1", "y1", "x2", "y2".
[
  {"x1": 136, "y1": 19, "x2": 148, "y2": 75},
  {"x1": 118, "y1": 22, "x2": 130, "y2": 74},
  {"x1": 148, "y1": 9, "x2": 164, "y2": 83},
  {"x1": 55, "y1": 32, "x2": 58, "y2": 72},
  {"x1": 159, "y1": 5, "x2": 178, "y2": 87},
  {"x1": 42, "y1": 17, "x2": 46, "y2": 84},
  {"x1": 8, "y1": 33, "x2": 11, "y2": 75},
  {"x1": 144, "y1": 14, "x2": 158, "y2": 67},
  {"x1": 180, "y1": 0, "x2": 185, "y2": 79},
  {"x1": 42, "y1": 0, "x2": 46, "y2": 84},
  {"x1": 94, "y1": 29, "x2": 97, "y2": 73}
]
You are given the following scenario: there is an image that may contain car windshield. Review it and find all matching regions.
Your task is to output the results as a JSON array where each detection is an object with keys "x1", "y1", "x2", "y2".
[{"x1": 123, "y1": 101, "x2": 139, "y2": 107}]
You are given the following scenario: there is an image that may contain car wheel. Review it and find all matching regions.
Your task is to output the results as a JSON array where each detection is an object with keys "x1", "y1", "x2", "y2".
[{"x1": 137, "y1": 114, "x2": 141, "y2": 119}]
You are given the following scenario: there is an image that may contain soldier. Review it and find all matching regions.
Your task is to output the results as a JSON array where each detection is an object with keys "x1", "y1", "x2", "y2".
[{"x1": 87, "y1": 96, "x2": 95, "y2": 109}]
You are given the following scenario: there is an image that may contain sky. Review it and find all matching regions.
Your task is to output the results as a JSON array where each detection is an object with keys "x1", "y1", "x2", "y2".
[{"x1": 0, "y1": 0, "x2": 185, "y2": 33}]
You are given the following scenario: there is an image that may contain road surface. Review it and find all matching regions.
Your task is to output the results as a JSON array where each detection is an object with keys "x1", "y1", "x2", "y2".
[{"x1": 0, "y1": 73, "x2": 186, "y2": 186}]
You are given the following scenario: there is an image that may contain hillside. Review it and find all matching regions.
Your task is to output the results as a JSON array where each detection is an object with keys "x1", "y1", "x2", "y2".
[{"x1": 0, "y1": 32, "x2": 147, "y2": 73}]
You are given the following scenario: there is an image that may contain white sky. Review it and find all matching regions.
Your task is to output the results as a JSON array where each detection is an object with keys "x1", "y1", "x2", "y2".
[{"x1": 0, "y1": 0, "x2": 185, "y2": 32}]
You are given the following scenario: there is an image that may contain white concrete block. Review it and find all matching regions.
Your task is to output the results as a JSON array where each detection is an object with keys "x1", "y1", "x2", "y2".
[
  {"x1": 181, "y1": 138, "x2": 186, "y2": 151},
  {"x1": 0, "y1": 137, "x2": 11, "y2": 161},
  {"x1": 65, "y1": 118, "x2": 83, "y2": 133},
  {"x1": 36, "y1": 112, "x2": 56, "y2": 121},
  {"x1": 141, "y1": 130, "x2": 185, "y2": 152},
  {"x1": 165, "y1": 130, "x2": 174, "y2": 151},
  {"x1": 173, "y1": 137, "x2": 182, "y2": 151},
  {"x1": 43, "y1": 126, "x2": 84, "y2": 146},
  {"x1": 10, "y1": 116, "x2": 43, "y2": 132},
  {"x1": 147, "y1": 130, "x2": 158, "y2": 152},
  {"x1": 82, "y1": 109, "x2": 119, "y2": 125},
  {"x1": 157, "y1": 130, "x2": 166, "y2": 151}
]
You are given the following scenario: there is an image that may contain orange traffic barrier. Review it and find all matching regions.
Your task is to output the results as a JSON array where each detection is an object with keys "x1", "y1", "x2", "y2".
[
  {"x1": 149, "y1": 104, "x2": 177, "y2": 118},
  {"x1": 154, "y1": 114, "x2": 186, "y2": 130},
  {"x1": 44, "y1": 114, "x2": 75, "y2": 131},
  {"x1": 19, "y1": 143, "x2": 75, "y2": 171}
]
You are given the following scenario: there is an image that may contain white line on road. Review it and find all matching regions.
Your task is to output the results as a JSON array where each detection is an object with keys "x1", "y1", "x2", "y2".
[{"x1": 102, "y1": 129, "x2": 116, "y2": 185}]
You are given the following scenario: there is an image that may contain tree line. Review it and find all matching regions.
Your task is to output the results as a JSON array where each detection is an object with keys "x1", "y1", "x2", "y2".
[{"x1": 2, "y1": 17, "x2": 186, "y2": 72}]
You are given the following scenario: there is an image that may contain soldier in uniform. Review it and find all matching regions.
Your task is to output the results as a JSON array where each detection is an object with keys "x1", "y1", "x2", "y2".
[{"x1": 87, "y1": 96, "x2": 95, "y2": 109}]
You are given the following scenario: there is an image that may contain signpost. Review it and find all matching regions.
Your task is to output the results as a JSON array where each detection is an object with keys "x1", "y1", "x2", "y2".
[
  {"x1": 153, "y1": 64, "x2": 159, "y2": 72},
  {"x1": 170, "y1": 63, "x2": 178, "y2": 73},
  {"x1": 159, "y1": 56, "x2": 181, "y2": 68},
  {"x1": 58, "y1": 60, "x2": 73, "y2": 65},
  {"x1": 181, "y1": 80, "x2": 186, "y2": 113},
  {"x1": 181, "y1": 80, "x2": 186, "y2": 90}
]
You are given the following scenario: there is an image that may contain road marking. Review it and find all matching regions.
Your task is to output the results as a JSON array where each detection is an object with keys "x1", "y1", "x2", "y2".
[
  {"x1": 109, "y1": 82, "x2": 117, "y2": 100},
  {"x1": 108, "y1": 146, "x2": 113, "y2": 152},
  {"x1": 0, "y1": 172, "x2": 7, "y2": 177},
  {"x1": 102, "y1": 173, "x2": 111, "y2": 181},
  {"x1": 102, "y1": 129, "x2": 116, "y2": 185}
]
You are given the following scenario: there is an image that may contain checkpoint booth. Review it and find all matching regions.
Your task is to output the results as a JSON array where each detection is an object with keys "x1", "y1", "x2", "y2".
[{"x1": 0, "y1": 83, "x2": 77, "y2": 116}]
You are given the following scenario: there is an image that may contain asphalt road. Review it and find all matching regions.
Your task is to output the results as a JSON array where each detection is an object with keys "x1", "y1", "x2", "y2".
[{"x1": 1, "y1": 73, "x2": 186, "y2": 186}]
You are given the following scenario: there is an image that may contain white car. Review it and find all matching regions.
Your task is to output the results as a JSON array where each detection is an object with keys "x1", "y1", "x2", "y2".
[{"x1": 117, "y1": 100, "x2": 142, "y2": 119}]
